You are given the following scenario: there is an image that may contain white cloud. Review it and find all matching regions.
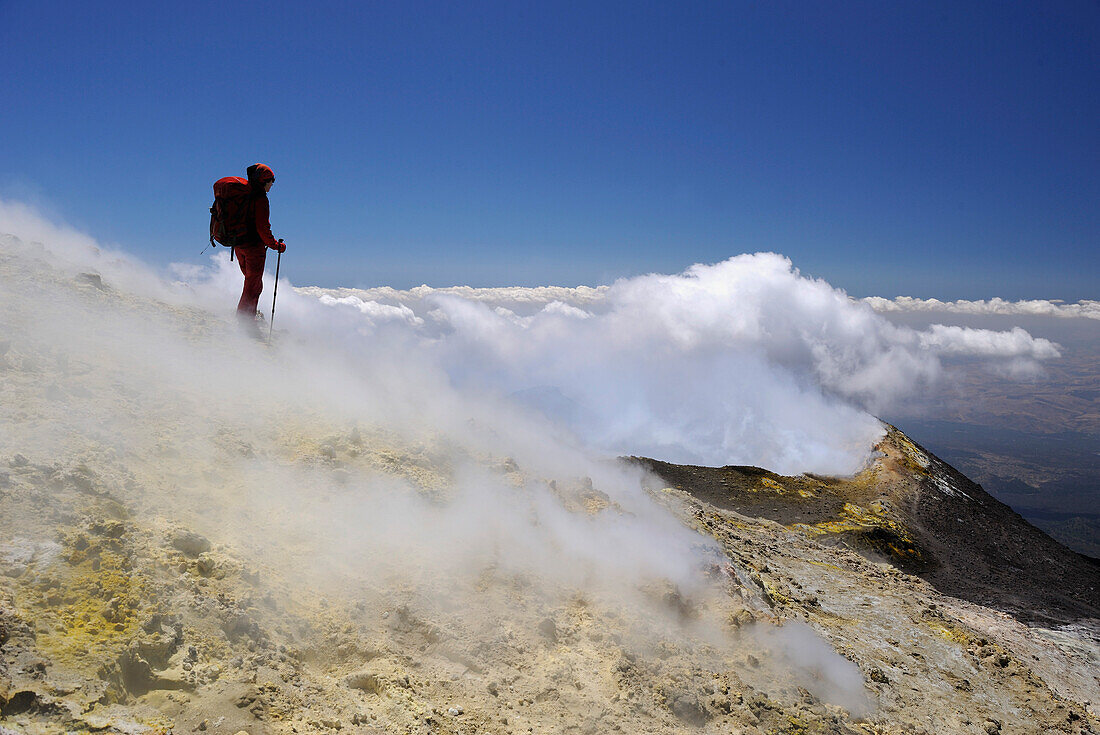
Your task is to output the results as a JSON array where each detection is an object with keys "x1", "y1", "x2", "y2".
[
  {"x1": 316, "y1": 293, "x2": 425, "y2": 326},
  {"x1": 863, "y1": 295, "x2": 1100, "y2": 320},
  {"x1": 296, "y1": 283, "x2": 610, "y2": 314},
  {"x1": 916, "y1": 324, "x2": 1061, "y2": 359}
]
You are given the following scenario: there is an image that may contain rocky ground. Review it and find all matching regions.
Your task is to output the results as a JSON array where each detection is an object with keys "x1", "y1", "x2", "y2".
[{"x1": 2, "y1": 427, "x2": 1098, "y2": 734}]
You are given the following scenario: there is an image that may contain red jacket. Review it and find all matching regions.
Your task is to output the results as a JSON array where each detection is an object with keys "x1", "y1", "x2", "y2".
[
  {"x1": 248, "y1": 194, "x2": 279, "y2": 249},
  {"x1": 241, "y1": 163, "x2": 279, "y2": 249}
]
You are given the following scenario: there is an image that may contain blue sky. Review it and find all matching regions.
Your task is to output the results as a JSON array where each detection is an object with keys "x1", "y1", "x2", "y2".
[{"x1": 1, "y1": 0, "x2": 1097, "y2": 298}]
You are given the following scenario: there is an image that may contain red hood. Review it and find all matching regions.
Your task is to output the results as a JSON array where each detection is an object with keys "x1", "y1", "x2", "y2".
[{"x1": 246, "y1": 163, "x2": 275, "y2": 188}]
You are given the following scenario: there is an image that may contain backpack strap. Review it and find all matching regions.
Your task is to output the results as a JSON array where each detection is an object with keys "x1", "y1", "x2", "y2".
[{"x1": 209, "y1": 202, "x2": 216, "y2": 250}]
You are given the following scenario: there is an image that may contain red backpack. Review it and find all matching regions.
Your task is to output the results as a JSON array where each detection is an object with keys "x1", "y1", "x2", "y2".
[{"x1": 209, "y1": 177, "x2": 253, "y2": 250}]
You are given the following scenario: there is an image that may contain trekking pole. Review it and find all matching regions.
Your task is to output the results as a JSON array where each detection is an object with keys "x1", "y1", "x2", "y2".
[{"x1": 268, "y1": 240, "x2": 283, "y2": 342}]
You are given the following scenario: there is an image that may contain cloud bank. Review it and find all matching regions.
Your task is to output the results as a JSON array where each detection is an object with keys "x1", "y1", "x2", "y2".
[
  {"x1": 863, "y1": 295, "x2": 1100, "y2": 321},
  {"x1": 299, "y1": 287, "x2": 1100, "y2": 322},
  {"x1": 299, "y1": 256, "x2": 1060, "y2": 474}
]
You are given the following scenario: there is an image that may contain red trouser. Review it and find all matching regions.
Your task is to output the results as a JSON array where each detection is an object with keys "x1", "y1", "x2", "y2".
[{"x1": 235, "y1": 245, "x2": 267, "y2": 316}]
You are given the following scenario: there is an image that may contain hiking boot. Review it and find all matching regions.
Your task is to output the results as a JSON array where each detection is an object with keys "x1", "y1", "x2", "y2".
[{"x1": 237, "y1": 310, "x2": 265, "y2": 339}]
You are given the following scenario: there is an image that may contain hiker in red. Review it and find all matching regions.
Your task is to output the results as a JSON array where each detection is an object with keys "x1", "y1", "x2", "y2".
[{"x1": 235, "y1": 163, "x2": 286, "y2": 320}]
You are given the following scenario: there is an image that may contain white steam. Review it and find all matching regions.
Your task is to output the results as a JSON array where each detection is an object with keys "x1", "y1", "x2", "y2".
[{"x1": 0, "y1": 200, "x2": 715, "y2": 603}]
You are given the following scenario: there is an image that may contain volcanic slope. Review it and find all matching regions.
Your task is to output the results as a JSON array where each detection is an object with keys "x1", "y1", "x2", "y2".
[
  {"x1": 0, "y1": 233, "x2": 1098, "y2": 734},
  {"x1": 636, "y1": 426, "x2": 1100, "y2": 626}
]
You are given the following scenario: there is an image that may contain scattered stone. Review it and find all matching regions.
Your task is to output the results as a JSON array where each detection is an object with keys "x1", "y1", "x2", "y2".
[
  {"x1": 728, "y1": 608, "x2": 755, "y2": 628},
  {"x1": 54, "y1": 466, "x2": 97, "y2": 494},
  {"x1": 75, "y1": 272, "x2": 109, "y2": 291},
  {"x1": 538, "y1": 617, "x2": 558, "y2": 643},
  {"x1": 234, "y1": 687, "x2": 262, "y2": 715},
  {"x1": 739, "y1": 709, "x2": 761, "y2": 726},
  {"x1": 92, "y1": 519, "x2": 126, "y2": 538},
  {"x1": 669, "y1": 693, "x2": 709, "y2": 725},
  {"x1": 171, "y1": 530, "x2": 211, "y2": 557},
  {"x1": 195, "y1": 554, "x2": 216, "y2": 576},
  {"x1": 9, "y1": 454, "x2": 28, "y2": 468},
  {"x1": 345, "y1": 672, "x2": 384, "y2": 694},
  {"x1": 0, "y1": 541, "x2": 36, "y2": 577},
  {"x1": 140, "y1": 614, "x2": 162, "y2": 634},
  {"x1": 447, "y1": 706, "x2": 464, "y2": 716}
]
